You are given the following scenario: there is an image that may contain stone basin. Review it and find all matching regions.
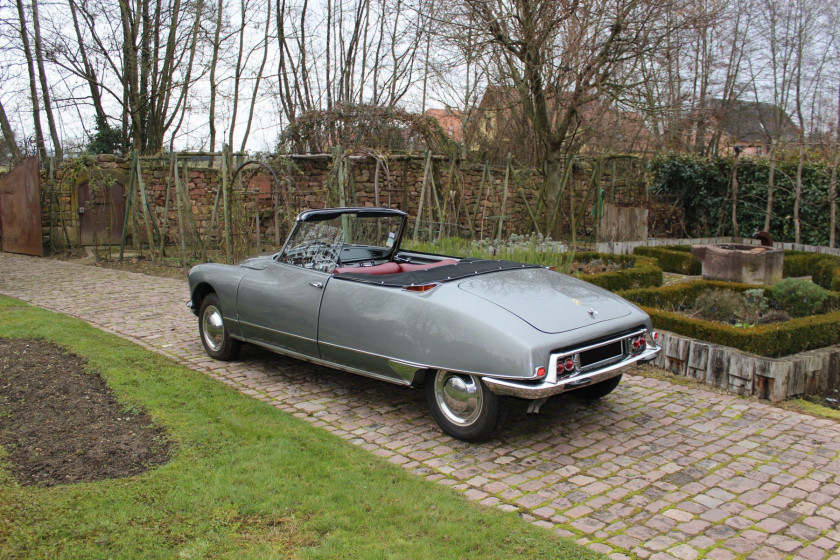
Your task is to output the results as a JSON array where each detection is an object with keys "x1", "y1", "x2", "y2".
[{"x1": 690, "y1": 243, "x2": 783, "y2": 285}]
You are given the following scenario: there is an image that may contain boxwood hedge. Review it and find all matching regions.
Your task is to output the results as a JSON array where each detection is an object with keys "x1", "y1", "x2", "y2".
[
  {"x1": 633, "y1": 246, "x2": 701, "y2": 275},
  {"x1": 620, "y1": 280, "x2": 840, "y2": 357}
]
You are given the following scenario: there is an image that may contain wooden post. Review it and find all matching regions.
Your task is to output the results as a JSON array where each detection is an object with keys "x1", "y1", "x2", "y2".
[
  {"x1": 496, "y1": 153, "x2": 512, "y2": 241},
  {"x1": 595, "y1": 158, "x2": 603, "y2": 243},
  {"x1": 204, "y1": 176, "x2": 222, "y2": 262},
  {"x1": 177, "y1": 159, "x2": 201, "y2": 258},
  {"x1": 473, "y1": 161, "x2": 488, "y2": 236},
  {"x1": 158, "y1": 154, "x2": 175, "y2": 257},
  {"x1": 830, "y1": 144, "x2": 839, "y2": 248},
  {"x1": 254, "y1": 186, "x2": 261, "y2": 254},
  {"x1": 134, "y1": 155, "x2": 157, "y2": 262},
  {"x1": 119, "y1": 153, "x2": 137, "y2": 261},
  {"x1": 413, "y1": 150, "x2": 432, "y2": 240},
  {"x1": 222, "y1": 145, "x2": 232, "y2": 263},
  {"x1": 547, "y1": 156, "x2": 573, "y2": 237},
  {"x1": 175, "y1": 160, "x2": 188, "y2": 268},
  {"x1": 519, "y1": 189, "x2": 542, "y2": 236}
]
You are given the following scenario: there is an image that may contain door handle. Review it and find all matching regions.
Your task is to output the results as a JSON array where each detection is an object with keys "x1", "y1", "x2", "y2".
[{"x1": 309, "y1": 282, "x2": 324, "y2": 289}]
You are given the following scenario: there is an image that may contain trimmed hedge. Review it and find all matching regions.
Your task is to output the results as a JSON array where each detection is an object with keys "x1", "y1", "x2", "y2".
[
  {"x1": 579, "y1": 255, "x2": 663, "y2": 291},
  {"x1": 620, "y1": 280, "x2": 840, "y2": 357},
  {"x1": 640, "y1": 307, "x2": 840, "y2": 358},
  {"x1": 783, "y1": 252, "x2": 840, "y2": 291},
  {"x1": 633, "y1": 246, "x2": 701, "y2": 275}
]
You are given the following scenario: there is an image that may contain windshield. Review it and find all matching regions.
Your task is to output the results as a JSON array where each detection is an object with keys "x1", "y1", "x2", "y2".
[{"x1": 279, "y1": 213, "x2": 404, "y2": 272}]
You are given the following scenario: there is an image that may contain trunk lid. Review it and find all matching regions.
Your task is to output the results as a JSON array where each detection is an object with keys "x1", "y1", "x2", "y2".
[{"x1": 457, "y1": 267, "x2": 632, "y2": 334}]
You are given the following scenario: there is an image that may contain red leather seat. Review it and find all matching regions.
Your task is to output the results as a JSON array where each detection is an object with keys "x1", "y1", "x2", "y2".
[
  {"x1": 398, "y1": 259, "x2": 458, "y2": 273},
  {"x1": 333, "y1": 262, "x2": 401, "y2": 275}
]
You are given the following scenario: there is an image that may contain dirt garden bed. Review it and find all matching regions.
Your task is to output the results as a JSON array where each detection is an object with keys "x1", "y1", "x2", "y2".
[{"x1": 0, "y1": 338, "x2": 171, "y2": 486}]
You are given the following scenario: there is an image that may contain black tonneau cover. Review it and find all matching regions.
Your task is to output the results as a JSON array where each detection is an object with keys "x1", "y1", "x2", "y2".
[{"x1": 332, "y1": 258, "x2": 542, "y2": 287}]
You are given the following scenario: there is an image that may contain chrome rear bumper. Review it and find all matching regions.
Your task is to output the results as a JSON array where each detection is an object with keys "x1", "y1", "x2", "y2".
[{"x1": 481, "y1": 345, "x2": 659, "y2": 399}]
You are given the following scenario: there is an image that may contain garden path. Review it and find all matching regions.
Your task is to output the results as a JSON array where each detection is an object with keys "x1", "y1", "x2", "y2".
[{"x1": 1, "y1": 253, "x2": 839, "y2": 560}]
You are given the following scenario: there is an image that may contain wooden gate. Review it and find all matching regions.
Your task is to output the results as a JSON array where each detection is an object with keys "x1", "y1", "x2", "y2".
[
  {"x1": 78, "y1": 181, "x2": 126, "y2": 245},
  {"x1": 0, "y1": 156, "x2": 43, "y2": 256}
]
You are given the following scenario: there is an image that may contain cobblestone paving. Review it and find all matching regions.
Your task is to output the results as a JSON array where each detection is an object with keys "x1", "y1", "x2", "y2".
[{"x1": 2, "y1": 253, "x2": 839, "y2": 559}]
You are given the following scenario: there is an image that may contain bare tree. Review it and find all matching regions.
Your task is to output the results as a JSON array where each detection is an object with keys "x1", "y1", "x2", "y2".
[
  {"x1": 459, "y1": 0, "x2": 679, "y2": 187},
  {"x1": 15, "y1": 0, "x2": 46, "y2": 159}
]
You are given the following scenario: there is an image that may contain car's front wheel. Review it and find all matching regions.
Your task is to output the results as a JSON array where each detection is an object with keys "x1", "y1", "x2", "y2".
[
  {"x1": 198, "y1": 292, "x2": 241, "y2": 361},
  {"x1": 426, "y1": 370, "x2": 500, "y2": 442},
  {"x1": 570, "y1": 374, "x2": 622, "y2": 400}
]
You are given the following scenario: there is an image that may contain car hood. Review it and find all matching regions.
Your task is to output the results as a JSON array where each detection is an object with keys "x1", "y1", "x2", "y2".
[{"x1": 457, "y1": 267, "x2": 632, "y2": 334}]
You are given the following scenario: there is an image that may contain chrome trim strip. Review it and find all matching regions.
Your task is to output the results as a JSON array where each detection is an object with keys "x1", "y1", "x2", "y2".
[
  {"x1": 316, "y1": 339, "x2": 528, "y2": 381},
  {"x1": 238, "y1": 320, "x2": 317, "y2": 344},
  {"x1": 554, "y1": 328, "x2": 648, "y2": 359},
  {"x1": 483, "y1": 345, "x2": 660, "y2": 399},
  {"x1": 387, "y1": 359, "x2": 426, "y2": 383},
  {"x1": 243, "y1": 338, "x2": 413, "y2": 387}
]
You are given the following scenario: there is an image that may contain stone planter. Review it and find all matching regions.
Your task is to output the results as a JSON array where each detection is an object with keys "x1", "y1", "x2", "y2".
[{"x1": 690, "y1": 243, "x2": 783, "y2": 285}]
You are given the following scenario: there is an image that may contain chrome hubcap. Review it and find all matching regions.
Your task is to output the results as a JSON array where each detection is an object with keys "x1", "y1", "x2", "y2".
[
  {"x1": 434, "y1": 371, "x2": 483, "y2": 426},
  {"x1": 201, "y1": 304, "x2": 225, "y2": 352}
]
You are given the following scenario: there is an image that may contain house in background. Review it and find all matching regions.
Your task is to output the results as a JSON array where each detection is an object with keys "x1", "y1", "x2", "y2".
[
  {"x1": 424, "y1": 108, "x2": 464, "y2": 143},
  {"x1": 688, "y1": 99, "x2": 800, "y2": 156},
  {"x1": 443, "y1": 85, "x2": 651, "y2": 165}
]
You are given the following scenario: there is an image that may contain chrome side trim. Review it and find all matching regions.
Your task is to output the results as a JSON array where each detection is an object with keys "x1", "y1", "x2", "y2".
[
  {"x1": 316, "y1": 339, "x2": 528, "y2": 381},
  {"x1": 243, "y1": 338, "x2": 414, "y2": 387},
  {"x1": 483, "y1": 345, "x2": 660, "y2": 399},
  {"x1": 238, "y1": 320, "x2": 317, "y2": 344},
  {"x1": 387, "y1": 359, "x2": 426, "y2": 383}
]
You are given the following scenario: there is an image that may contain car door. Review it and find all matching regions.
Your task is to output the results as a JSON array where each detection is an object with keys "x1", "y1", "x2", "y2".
[{"x1": 236, "y1": 260, "x2": 329, "y2": 358}]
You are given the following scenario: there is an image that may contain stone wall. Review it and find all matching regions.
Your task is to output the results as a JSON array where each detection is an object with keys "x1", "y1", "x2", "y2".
[{"x1": 40, "y1": 153, "x2": 648, "y2": 252}]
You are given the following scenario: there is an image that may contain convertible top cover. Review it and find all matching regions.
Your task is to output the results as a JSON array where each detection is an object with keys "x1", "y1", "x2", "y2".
[{"x1": 332, "y1": 258, "x2": 543, "y2": 287}]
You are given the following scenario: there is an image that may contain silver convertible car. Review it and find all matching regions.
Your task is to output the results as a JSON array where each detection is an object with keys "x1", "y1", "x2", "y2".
[{"x1": 188, "y1": 207, "x2": 660, "y2": 441}]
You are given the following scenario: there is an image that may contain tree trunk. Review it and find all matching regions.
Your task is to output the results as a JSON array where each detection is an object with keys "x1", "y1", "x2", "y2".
[
  {"x1": 0, "y1": 99, "x2": 23, "y2": 162},
  {"x1": 208, "y1": 0, "x2": 223, "y2": 159},
  {"x1": 30, "y1": 0, "x2": 62, "y2": 159},
  {"x1": 731, "y1": 152, "x2": 740, "y2": 237},
  {"x1": 15, "y1": 0, "x2": 46, "y2": 160},
  {"x1": 830, "y1": 144, "x2": 838, "y2": 248},
  {"x1": 764, "y1": 144, "x2": 776, "y2": 231},
  {"x1": 68, "y1": 0, "x2": 108, "y2": 131},
  {"x1": 794, "y1": 143, "x2": 804, "y2": 244}
]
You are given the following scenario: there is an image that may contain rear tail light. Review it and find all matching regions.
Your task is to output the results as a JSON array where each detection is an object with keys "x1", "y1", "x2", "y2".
[
  {"x1": 536, "y1": 366, "x2": 547, "y2": 378},
  {"x1": 630, "y1": 335, "x2": 646, "y2": 353},
  {"x1": 404, "y1": 282, "x2": 440, "y2": 293},
  {"x1": 652, "y1": 331, "x2": 659, "y2": 342}
]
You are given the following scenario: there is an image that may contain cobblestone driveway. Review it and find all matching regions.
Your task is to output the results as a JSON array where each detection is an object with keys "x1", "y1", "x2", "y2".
[{"x1": 1, "y1": 253, "x2": 839, "y2": 559}]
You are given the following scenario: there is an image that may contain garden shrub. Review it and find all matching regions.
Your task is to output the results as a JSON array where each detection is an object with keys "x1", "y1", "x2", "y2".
[
  {"x1": 633, "y1": 246, "x2": 701, "y2": 275},
  {"x1": 621, "y1": 280, "x2": 840, "y2": 357},
  {"x1": 693, "y1": 289, "x2": 749, "y2": 322},
  {"x1": 580, "y1": 256, "x2": 663, "y2": 291},
  {"x1": 769, "y1": 278, "x2": 829, "y2": 318}
]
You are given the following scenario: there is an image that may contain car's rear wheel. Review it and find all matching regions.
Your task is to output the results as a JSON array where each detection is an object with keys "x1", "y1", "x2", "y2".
[
  {"x1": 426, "y1": 370, "x2": 499, "y2": 442},
  {"x1": 199, "y1": 293, "x2": 241, "y2": 361},
  {"x1": 570, "y1": 374, "x2": 622, "y2": 399}
]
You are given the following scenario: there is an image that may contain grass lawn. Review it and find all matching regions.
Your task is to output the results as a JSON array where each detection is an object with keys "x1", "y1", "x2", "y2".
[{"x1": 0, "y1": 296, "x2": 601, "y2": 559}]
